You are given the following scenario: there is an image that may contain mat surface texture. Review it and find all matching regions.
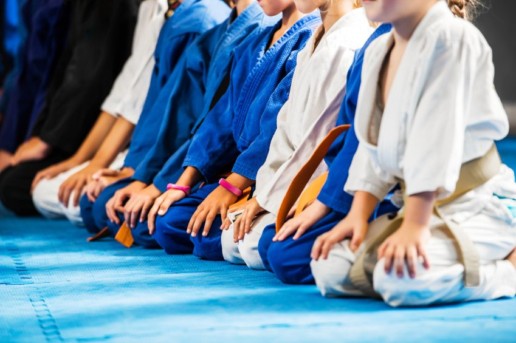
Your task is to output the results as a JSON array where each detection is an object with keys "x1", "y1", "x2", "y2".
[{"x1": 1, "y1": 138, "x2": 516, "y2": 342}]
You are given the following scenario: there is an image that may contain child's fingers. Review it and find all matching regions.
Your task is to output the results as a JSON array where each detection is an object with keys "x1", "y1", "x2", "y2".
[
  {"x1": 320, "y1": 239, "x2": 334, "y2": 260},
  {"x1": 394, "y1": 246, "x2": 405, "y2": 278},
  {"x1": 406, "y1": 245, "x2": 418, "y2": 278},
  {"x1": 189, "y1": 209, "x2": 206, "y2": 236},
  {"x1": 417, "y1": 243, "x2": 431, "y2": 269},
  {"x1": 220, "y1": 205, "x2": 228, "y2": 223},
  {"x1": 382, "y1": 244, "x2": 395, "y2": 273},
  {"x1": 130, "y1": 205, "x2": 141, "y2": 229},
  {"x1": 311, "y1": 232, "x2": 330, "y2": 260},
  {"x1": 61, "y1": 181, "x2": 76, "y2": 207},
  {"x1": 274, "y1": 224, "x2": 293, "y2": 241},
  {"x1": 202, "y1": 210, "x2": 217, "y2": 237},
  {"x1": 106, "y1": 200, "x2": 118, "y2": 224},
  {"x1": 158, "y1": 195, "x2": 174, "y2": 216},
  {"x1": 140, "y1": 200, "x2": 152, "y2": 223},
  {"x1": 311, "y1": 238, "x2": 322, "y2": 260},
  {"x1": 244, "y1": 210, "x2": 253, "y2": 235},
  {"x1": 238, "y1": 214, "x2": 246, "y2": 241},
  {"x1": 350, "y1": 230, "x2": 364, "y2": 252},
  {"x1": 147, "y1": 200, "x2": 163, "y2": 234},
  {"x1": 72, "y1": 184, "x2": 82, "y2": 208},
  {"x1": 292, "y1": 224, "x2": 307, "y2": 240}
]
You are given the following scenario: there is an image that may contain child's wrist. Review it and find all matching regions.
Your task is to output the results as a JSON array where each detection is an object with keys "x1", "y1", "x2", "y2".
[
  {"x1": 218, "y1": 178, "x2": 242, "y2": 197},
  {"x1": 167, "y1": 183, "x2": 191, "y2": 195}
]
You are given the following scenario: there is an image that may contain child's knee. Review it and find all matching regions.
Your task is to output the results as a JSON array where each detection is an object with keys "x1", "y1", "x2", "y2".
[
  {"x1": 153, "y1": 214, "x2": 172, "y2": 249},
  {"x1": 79, "y1": 194, "x2": 99, "y2": 233},
  {"x1": 268, "y1": 242, "x2": 308, "y2": 284},
  {"x1": 32, "y1": 180, "x2": 59, "y2": 218},
  {"x1": 239, "y1": 237, "x2": 265, "y2": 270},
  {"x1": 92, "y1": 196, "x2": 110, "y2": 230},
  {"x1": 257, "y1": 226, "x2": 275, "y2": 271},
  {"x1": 221, "y1": 227, "x2": 244, "y2": 264},
  {"x1": 153, "y1": 210, "x2": 193, "y2": 254},
  {"x1": 132, "y1": 221, "x2": 159, "y2": 249},
  {"x1": 310, "y1": 242, "x2": 357, "y2": 297},
  {"x1": 373, "y1": 258, "x2": 439, "y2": 307}
]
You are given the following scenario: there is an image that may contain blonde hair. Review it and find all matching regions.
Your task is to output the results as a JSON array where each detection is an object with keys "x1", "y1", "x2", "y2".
[{"x1": 447, "y1": 0, "x2": 480, "y2": 20}]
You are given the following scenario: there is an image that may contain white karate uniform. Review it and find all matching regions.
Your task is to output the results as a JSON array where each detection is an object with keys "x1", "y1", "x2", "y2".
[
  {"x1": 222, "y1": 9, "x2": 374, "y2": 269},
  {"x1": 311, "y1": 1, "x2": 516, "y2": 307},
  {"x1": 32, "y1": 0, "x2": 166, "y2": 225}
]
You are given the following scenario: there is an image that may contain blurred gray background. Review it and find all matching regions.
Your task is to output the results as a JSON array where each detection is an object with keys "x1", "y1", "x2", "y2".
[{"x1": 475, "y1": 0, "x2": 516, "y2": 133}]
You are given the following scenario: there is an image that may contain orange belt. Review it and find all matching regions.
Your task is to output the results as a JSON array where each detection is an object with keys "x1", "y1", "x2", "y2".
[{"x1": 275, "y1": 125, "x2": 350, "y2": 232}]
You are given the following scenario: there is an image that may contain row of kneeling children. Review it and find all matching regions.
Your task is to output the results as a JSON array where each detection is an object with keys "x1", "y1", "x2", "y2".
[{"x1": 0, "y1": 0, "x2": 515, "y2": 307}]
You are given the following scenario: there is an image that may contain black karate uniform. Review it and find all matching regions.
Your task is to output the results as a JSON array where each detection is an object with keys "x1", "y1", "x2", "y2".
[{"x1": 0, "y1": 0, "x2": 139, "y2": 216}]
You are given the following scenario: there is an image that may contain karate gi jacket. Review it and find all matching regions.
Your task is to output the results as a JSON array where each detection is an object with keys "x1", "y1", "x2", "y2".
[
  {"x1": 317, "y1": 24, "x2": 392, "y2": 214},
  {"x1": 346, "y1": 2, "x2": 509, "y2": 202},
  {"x1": 101, "y1": 0, "x2": 167, "y2": 125},
  {"x1": 183, "y1": 14, "x2": 321, "y2": 183},
  {"x1": 30, "y1": 0, "x2": 139, "y2": 156},
  {"x1": 132, "y1": 3, "x2": 273, "y2": 191},
  {"x1": 123, "y1": 0, "x2": 230, "y2": 170},
  {"x1": 0, "y1": 0, "x2": 69, "y2": 153},
  {"x1": 254, "y1": 9, "x2": 374, "y2": 215}
]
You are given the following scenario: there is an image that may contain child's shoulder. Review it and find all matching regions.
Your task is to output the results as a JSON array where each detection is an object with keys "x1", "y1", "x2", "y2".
[{"x1": 424, "y1": 15, "x2": 490, "y2": 55}]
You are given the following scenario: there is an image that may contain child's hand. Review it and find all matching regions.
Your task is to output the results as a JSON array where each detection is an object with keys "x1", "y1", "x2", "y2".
[
  {"x1": 311, "y1": 214, "x2": 368, "y2": 261},
  {"x1": 86, "y1": 167, "x2": 134, "y2": 202},
  {"x1": 123, "y1": 184, "x2": 161, "y2": 228},
  {"x1": 378, "y1": 223, "x2": 431, "y2": 278},
  {"x1": 274, "y1": 200, "x2": 330, "y2": 242},
  {"x1": 31, "y1": 159, "x2": 77, "y2": 191},
  {"x1": 232, "y1": 197, "x2": 265, "y2": 242},
  {"x1": 104, "y1": 180, "x2": 146, "y2": 224},
  {"x1": 147, "y1": 189, "x2": 187, "y2": 234},
  {"x1": 187, "y1": 186, "x2": 238, "y2": 238},
  {"x1": 58, "y1": 164, "x2": 102, "y2": 208},
  {"x1": 11, "y1": 137, "x2": 51, "y2": 166}
]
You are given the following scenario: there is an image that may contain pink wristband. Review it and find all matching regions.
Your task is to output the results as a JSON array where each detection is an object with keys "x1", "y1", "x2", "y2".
[
  {"x1": 218, "y1": 178, "x2": 243, "y2": 197},
  {"x1": 166, "y1": 183, "x2": 191, "y2": 195}
]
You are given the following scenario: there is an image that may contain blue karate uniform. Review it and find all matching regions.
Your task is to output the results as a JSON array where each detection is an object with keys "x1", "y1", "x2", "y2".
[
  {"x1": 257, "y1": 24, "x2": 398, "y2": 285},
  {"x1": 0, "y1": 0, "x2": 68, "y2": 153},
  {"x1": 133, "y1": 4, "x2": 270, "y2": 191},
  {"x1": 80, "y1": 0, "x2": 230, "y2": 240},
  {"x1": 94, "y1": 5, "x2": 272, "y2": 248},
  {"x1": 153, "y1": 14, "x2": 320, "y2": 260}
]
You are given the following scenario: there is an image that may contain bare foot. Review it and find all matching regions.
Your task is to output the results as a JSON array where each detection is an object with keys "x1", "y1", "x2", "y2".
[
  {"x1": 507, "y1": 248, "x2": 516, "y2": 268},
  {"x1": 0, "y1": 150, "x2": 13, "y2": 172}
]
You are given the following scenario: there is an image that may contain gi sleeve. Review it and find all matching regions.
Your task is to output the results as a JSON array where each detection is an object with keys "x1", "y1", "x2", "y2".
[
  {"x1": 101, "y1": 0, "x2": 165, "y2": 124},
  {"x1": 181, "y1": 89, "x2": 239, "y2": 183},
  {"x1": 231, "y1": 55, "x2": 297, "y2": 181},
  {"x1": 32, "y1": 0, "x2": 138, "y2": 155}
]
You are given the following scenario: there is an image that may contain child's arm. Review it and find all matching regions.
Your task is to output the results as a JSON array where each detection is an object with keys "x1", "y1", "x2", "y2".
[
  {"x1": 312, "y1": 191, "x2": 379, "y2": 260},
  {"x1": 57, "y1": 116, "x2": 135, "y2": 207},
  {"x1": 378, "y1": 191, "x2": 434, "y2": 278},
  {"x1": 31, "y1": 111, "x2": 116, "y2": 189}
]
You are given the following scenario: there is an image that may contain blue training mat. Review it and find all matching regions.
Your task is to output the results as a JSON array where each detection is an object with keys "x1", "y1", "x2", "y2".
[{"x1": 1, "y1": 138, "x2": 516, "y2": 342}]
